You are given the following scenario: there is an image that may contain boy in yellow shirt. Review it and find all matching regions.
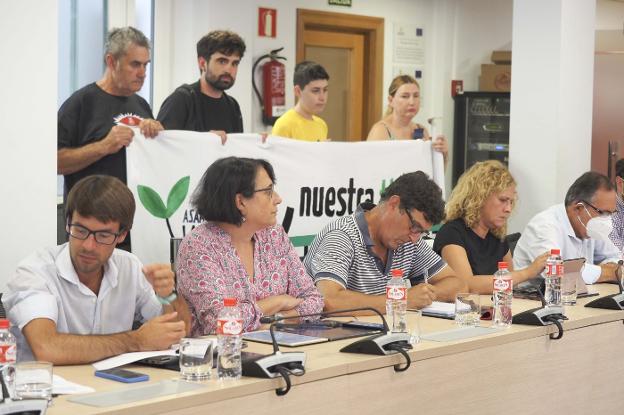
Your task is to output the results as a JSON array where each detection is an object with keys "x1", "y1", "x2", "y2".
[{"x1": 272, "y1": 61, "x2": 329, "y2": 141}]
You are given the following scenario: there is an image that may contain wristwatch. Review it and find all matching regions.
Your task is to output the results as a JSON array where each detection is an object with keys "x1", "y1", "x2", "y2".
[{"x1": 274, "y1": 312, "x2": 285, "y2": 322}]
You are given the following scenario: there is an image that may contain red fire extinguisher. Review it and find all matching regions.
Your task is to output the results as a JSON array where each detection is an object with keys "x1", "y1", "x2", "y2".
[{"x1": 252, "y1": 47, "x2": 287, "y2": 125}]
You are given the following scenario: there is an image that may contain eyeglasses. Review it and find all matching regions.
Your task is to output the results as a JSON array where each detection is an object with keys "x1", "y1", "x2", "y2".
[
  {"x1": 253, "y1": 183, "x2": 275, "y2": 199},
  {"x1": 67, "y1": 223, "x2": 121, "y2": 245},
  {"x1": 405, "y1": 209, "x2": 430, "y2": 238},
  {"x1": 581, "y1": 200, "x2": 613, "y2": 217}
]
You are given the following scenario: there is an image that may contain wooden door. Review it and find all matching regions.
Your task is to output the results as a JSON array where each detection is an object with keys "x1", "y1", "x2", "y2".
[
  {"x1": 304, "y1": 30, "x2": 364, "y2": 141},
  {"x1": 592, "y1": 30, "x2": 624, "y2": 176},
  {"x1": 297, "y1": 9, "x2": 384, "y2": 142}
]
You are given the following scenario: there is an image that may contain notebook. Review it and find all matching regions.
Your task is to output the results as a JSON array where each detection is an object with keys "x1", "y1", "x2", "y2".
[{"x1": 410, "y1": 301, "x2": 468, "y2": 319}]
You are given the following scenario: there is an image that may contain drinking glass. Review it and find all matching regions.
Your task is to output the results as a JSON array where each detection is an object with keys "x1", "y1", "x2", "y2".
[
  {"x1": 14, "y1": 361, "x2": 53, "y2": 402},
  {"x1": 179, "y1": 338, "x2": 213, "y2": 381},
  {"x1": 455, "y1": 293, "x2": 481, "y2": 327}
]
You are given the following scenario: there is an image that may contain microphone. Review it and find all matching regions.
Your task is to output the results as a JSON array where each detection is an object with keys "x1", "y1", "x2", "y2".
[
  {"x1": 512, "y1": 283, "x2": 567, "y2": 339},
  {"x1": 241, "y1": 318, "x2": 307, "y2": 394},
  {"x1": 585, "y1": 260, "x2": 624, "y2": 310},
  {"x1": 259, "y1": 307, "x2": 412, "y2": 372}
]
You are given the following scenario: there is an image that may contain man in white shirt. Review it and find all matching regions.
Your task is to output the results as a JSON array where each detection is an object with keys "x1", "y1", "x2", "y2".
[
  {"x1": 609, "y1": 159, "x2": 624, "y2": 251},
  {"x1": 3, "y1": 175, "x2": 190, "y2": 364},
  {"x1": 514, "y1": 172, "x2": 620, "y2": 284}
]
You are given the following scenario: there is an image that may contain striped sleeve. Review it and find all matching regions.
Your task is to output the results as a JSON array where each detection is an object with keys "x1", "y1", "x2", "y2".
[{"x1": 306, "y1": 229, "x2": 354, "y2": 288}]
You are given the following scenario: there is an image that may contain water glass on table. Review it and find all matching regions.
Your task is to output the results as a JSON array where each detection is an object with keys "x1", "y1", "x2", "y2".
[
  {"x1": 455, "y1": 293, "x2": 481, "y2": 327},
  {"x1": 14, "y1": 361, "x2": 53, "y2": 402},
  {"x1": 409, "y1": 309, "x2": 422, "y2": 344},
  {"x1": 179, "y1": 338, "x2": 214, "y2": 381},
  {"x1": 561, "y1": 272, "x2": 578, "y2": 306}
]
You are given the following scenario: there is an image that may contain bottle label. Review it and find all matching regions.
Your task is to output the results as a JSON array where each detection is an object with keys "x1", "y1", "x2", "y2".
[
  {"x1": 0, "y1": 344, "x2": 16, "y2": 364},
  {"x1": 386, "y1": 286, "x2": 407, "y2": 300},
  {"x1": 493, "y1": 277, "x2": 512, "y2": 292},
  {"x1": 217, "y1": 318, "x2": 243, "y2": 335},
  {"x1": 546, "y1": 264, "x2": 564, "y2": 276}
]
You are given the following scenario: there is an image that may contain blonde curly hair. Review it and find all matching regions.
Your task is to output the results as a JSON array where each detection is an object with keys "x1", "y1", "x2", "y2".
[{"x1": 445, "y1": 160, "x2": 516, "y2": 240}]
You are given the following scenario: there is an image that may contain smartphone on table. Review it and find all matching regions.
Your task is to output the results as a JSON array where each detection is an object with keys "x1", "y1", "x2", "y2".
[{"x1": 94, "y1": 368, "x2": 149, "y2": 383}]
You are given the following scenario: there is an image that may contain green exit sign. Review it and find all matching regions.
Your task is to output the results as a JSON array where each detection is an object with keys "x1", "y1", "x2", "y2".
[{"x1": 329, "y1": 0, "x2": 352, "y2": 6}]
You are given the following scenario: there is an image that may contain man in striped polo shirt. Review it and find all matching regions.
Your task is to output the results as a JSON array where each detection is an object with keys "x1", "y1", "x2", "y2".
[{"x1": 304, "y1": 171, "x2": 466, "y2": 314}]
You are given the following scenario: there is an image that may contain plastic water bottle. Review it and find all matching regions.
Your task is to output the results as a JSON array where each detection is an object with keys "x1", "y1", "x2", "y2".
[
  {"x1": 544, "y1": 248, "x2": 563, "y2": 307},
  {"x1": 493, "y1": 262, "x2": 513, "y2": 328},
  {"x1": 0, "y1": 319, "x2": 16, "y2": 393},
  {"x1": 217, "y1": 298, "x2": 243, "y2": 380},
  {"x1": 386, "y1": 269, "x2": 408, "y2": 333}
]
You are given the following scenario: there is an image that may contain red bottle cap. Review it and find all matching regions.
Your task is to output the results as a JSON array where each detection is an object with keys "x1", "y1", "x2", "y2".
[
  {"x1": 498, "y1": 261, "x2": 508, "y2": 269},
  {"x1": 550, "y1": 249, "x2": 560, "y2": 255},
  {"x1": 223, "y1": 298, "x2": 237, "y2": 307},
  {"x1": 390, "y1": 269, "x2": 403, "y2": 278},
  {"x1": 0, "y1": 320, "x2": 9, "y2": 329}
]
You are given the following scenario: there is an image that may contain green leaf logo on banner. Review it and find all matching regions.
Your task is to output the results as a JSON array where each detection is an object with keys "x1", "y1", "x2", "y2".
[
  {"x1": 137, "y1": 176, "x2": 190, "y2": 238},
  {"x1": 137, "y1": 185, "x2": 168, "y2": 218},
  {"x1": 165, "y1": 176, "x2": 191, "y2": 218}
]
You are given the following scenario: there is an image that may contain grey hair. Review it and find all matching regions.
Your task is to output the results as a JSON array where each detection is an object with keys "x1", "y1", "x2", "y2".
[
  {"x1": 564, "y1": 171, "x2": 614, "y2": 206},
  {"x1": 104, "y1": 26, "x2": 150, "y2": 61}
]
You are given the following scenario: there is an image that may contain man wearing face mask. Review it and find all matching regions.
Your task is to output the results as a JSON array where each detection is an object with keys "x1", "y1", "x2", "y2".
[
  {"x1": 514, "y1": 172, "x2": 620, "y2": 285},
  {"x1": 609, "y1": 159, "x2": 624, "y2": 251},
  {"x1": 157, "y1": 30, "x2": 245, "y2": 144}
]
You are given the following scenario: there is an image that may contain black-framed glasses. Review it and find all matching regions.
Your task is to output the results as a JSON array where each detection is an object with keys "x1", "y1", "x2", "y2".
[
  {"x1": 67, "y1": 223, "x2": 121, "y2": 245},
  {"x1": 253, "y1": 183, "x2": 275, "y2": 199},
  {"x1": 581, "y1": 200, "x2": 613, "y2": 217},
  {"x1": 404, "y1": 209, "x2": 430, "y2": 238}
]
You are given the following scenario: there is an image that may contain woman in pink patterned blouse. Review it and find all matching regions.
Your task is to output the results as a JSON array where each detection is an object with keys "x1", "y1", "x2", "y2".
[{"x1": 177, "y1": 157, "x2": 324, "y2": 335}]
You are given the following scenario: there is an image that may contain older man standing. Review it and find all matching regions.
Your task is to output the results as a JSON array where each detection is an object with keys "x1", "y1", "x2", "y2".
[
  {"x1": 514, "y1": 172, "x2": 620, "y2": 284},
  {"x1": 57, "y1": 26, "x2": 163, "y2": 199}
]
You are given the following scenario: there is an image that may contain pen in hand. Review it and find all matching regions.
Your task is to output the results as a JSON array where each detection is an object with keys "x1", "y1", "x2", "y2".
[{"x1": 424, "y1": 268, "x2": 429, "y2": 285}]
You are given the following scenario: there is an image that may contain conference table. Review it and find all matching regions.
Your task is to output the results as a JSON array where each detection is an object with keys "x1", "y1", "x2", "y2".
[{"x1": 48, "y1": 284, "x2": 624, "y2": 415}]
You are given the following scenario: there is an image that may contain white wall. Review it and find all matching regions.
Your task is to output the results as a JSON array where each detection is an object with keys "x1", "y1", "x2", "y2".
[
  {"x1": 508, "y1": 0, "x2": 596, "y2": 234},
  {"x1": 0, "y1": 2, "x2": 57, "y2": 291}
]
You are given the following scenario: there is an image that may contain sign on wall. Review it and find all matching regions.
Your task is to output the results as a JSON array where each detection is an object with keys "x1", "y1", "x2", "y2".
[{"x1": 258, "y1": 8, "x2": 277, "y2": 38}]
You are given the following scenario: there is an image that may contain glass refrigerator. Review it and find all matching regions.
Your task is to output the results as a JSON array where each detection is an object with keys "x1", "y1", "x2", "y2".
[{"x1": 452, "y1": 91, "x2": 511, "y2": 186}]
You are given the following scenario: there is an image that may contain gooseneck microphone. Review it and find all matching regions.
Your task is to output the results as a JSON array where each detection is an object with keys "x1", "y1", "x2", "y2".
[
  {"x1": 512, "y1": 284, "x2": 567, "y2": 339},
  {"x1": 585, "y1": 260, "x2": 624, "y2": 310}
]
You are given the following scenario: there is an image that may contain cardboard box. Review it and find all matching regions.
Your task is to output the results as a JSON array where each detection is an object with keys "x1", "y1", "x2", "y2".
[
  {"x1": 491, "y1": 50, "x2": 512, "y2": 64},
  {"x1": 479, "y1": 64, "x2": 511, "y2": 92}
]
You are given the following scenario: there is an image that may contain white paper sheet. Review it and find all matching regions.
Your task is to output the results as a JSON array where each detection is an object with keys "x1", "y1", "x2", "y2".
[
  {"x1": 92, "y1": 348, "x2": 178, "y2": 371},
  {"x1": 53, "y1": 374, "x2": 95, "y2": 395},
  {"x1": 417, "y1": 301, "x2": 468, "y2": 317}
]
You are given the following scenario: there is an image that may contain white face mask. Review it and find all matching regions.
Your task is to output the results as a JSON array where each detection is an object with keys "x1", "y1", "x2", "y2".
[{"x1": 580, "y1": 206, "x2": 613, "y2": 242}]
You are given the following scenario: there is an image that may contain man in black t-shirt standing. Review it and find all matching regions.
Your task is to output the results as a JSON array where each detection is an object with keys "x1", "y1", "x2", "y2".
[
  {"x1": 58, "y1": 26, "x2": 163, "y2": 199},
  {"x1": 157, "y1": 30, "x2": 245, "y2": 143}
]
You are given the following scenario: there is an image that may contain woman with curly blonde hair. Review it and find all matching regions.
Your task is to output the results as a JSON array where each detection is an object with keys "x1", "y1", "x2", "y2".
[{"x1": 433, "y1": 160, "x2": 548, "y2": 294}]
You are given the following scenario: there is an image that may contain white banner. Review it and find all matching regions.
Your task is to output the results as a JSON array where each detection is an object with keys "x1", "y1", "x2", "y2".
[{"x1": 127, "y1": 131, "x2": 444, "y2": 265}]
